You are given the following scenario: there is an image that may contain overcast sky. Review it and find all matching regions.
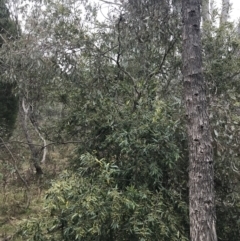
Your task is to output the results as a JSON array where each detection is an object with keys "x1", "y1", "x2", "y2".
[
  {"x1": 97, "y1": 0, "x2": 240, "y2": 22},
  {"x1": 9, "y1": 0, "x2": 240, "y2": 26}
]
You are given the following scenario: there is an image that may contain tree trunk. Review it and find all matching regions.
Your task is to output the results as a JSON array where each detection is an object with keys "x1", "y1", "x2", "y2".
[
  {"x1": 220, "y1": 0, "x2": 230, "y2": 24},
  {"x1": 172, "y1": 0, "x2": 182, "y2": 15},
  {"x1": 202, "y1": 0, "x2": 210, "y2": 22},
  {"x1": 20, "y1": 98, "x2": 43, "y2": 175},
  {"x1": 182, "y1": 1, "x2": 217, "y2": 241}
]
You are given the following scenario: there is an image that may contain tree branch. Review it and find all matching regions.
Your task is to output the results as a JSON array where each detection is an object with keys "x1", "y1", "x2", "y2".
[{"x1": 99, "y1": 0, "x2": 121, "y2": 6}]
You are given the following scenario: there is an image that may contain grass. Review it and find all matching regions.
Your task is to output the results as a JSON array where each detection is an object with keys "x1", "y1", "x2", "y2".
[
  {"x1": 0, "y1": 177, "x2": 45, "y2": 239},
  {"x1": 0, "y1": 147, "x2": 69, "y2": 240}
]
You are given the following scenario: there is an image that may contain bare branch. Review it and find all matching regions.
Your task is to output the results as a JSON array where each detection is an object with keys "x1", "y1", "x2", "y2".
[{"x1": 99, "y1": 0, "x2": 121, "y2": 6}]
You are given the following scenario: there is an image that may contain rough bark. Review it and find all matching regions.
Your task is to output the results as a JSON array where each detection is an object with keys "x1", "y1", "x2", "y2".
[{"x1": 182, "y1": 0, "x2": 217, "y2": 241}]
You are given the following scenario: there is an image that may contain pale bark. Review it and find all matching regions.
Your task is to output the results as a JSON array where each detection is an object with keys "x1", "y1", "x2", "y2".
[
  {"x1": 28, "y1": 108, "x2": 47, "y2": 164},
  {"x1": 182, "y1": 0, "x2": 217, "y2": 240},
  {"x1": 202, "y1": 0, "x2": 210, "y2": 22},
  {"x1": 20, "y1": 98, "x2": 44, "y2": 175},
  {"x1": 210, "y1": 0, "x2": 214, "y2": 15},
  {"x1": 172, "y1": 0, "x2": 182, "y2": 15},
  {"x1": 220, "y1": 0, "x2": 230, "y2": 24}
]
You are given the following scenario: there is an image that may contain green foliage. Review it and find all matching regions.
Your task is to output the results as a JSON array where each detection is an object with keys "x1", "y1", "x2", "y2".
[
  {"x1": 203, "y1": 22, "x2": 240, "y2": 94},
  {"x1": 0, "y1": 0, "x2": 19, "y2": 138},
  {"x1": 1, "y1": 1, "x2": 240, "y2": 240},
  {"x1": 17, "y1": 152, "x2": 188, "y2": 241},
  {"x1": 0, "y1": 0, "x2": 19, "y2": 46},
  {"x1": 70, "y1": 99, "x2": 186, "y2": 191},
  {"x1": 202, "y1": 22, "x2": 240, "y2": 240},
  {"x1": 0, "y1": 82, "x2": 18, "y2": 137}
]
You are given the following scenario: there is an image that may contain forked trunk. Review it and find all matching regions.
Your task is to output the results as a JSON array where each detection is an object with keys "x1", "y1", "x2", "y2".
[{"x1": 20, "y1": 98, "x2": 43, "y2": 175}]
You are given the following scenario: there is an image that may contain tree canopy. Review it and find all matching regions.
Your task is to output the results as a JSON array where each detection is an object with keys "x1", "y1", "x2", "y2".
[{"x1": 0, "y1": 1, "x2": 240, "y2": 241}]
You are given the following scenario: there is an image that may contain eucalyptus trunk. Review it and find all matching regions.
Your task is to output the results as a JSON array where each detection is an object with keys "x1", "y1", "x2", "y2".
[
  {"x1": 20, "y1": 98, "x2": 43, "y2": 175},
  {"x1": 182, "y1": 0, "x2": 217, "y2": 240},
  {"x1": 202, "y1": 0, "x2": 210, "y2": 22},
  {"x1": 220, "y1": 0, "x2": 230, "y2": 24}
]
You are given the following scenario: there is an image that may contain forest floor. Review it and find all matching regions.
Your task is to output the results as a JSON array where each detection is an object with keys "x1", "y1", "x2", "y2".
[{"x1": 0, "y1": 148, "x2": 68, "y2": 240}]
